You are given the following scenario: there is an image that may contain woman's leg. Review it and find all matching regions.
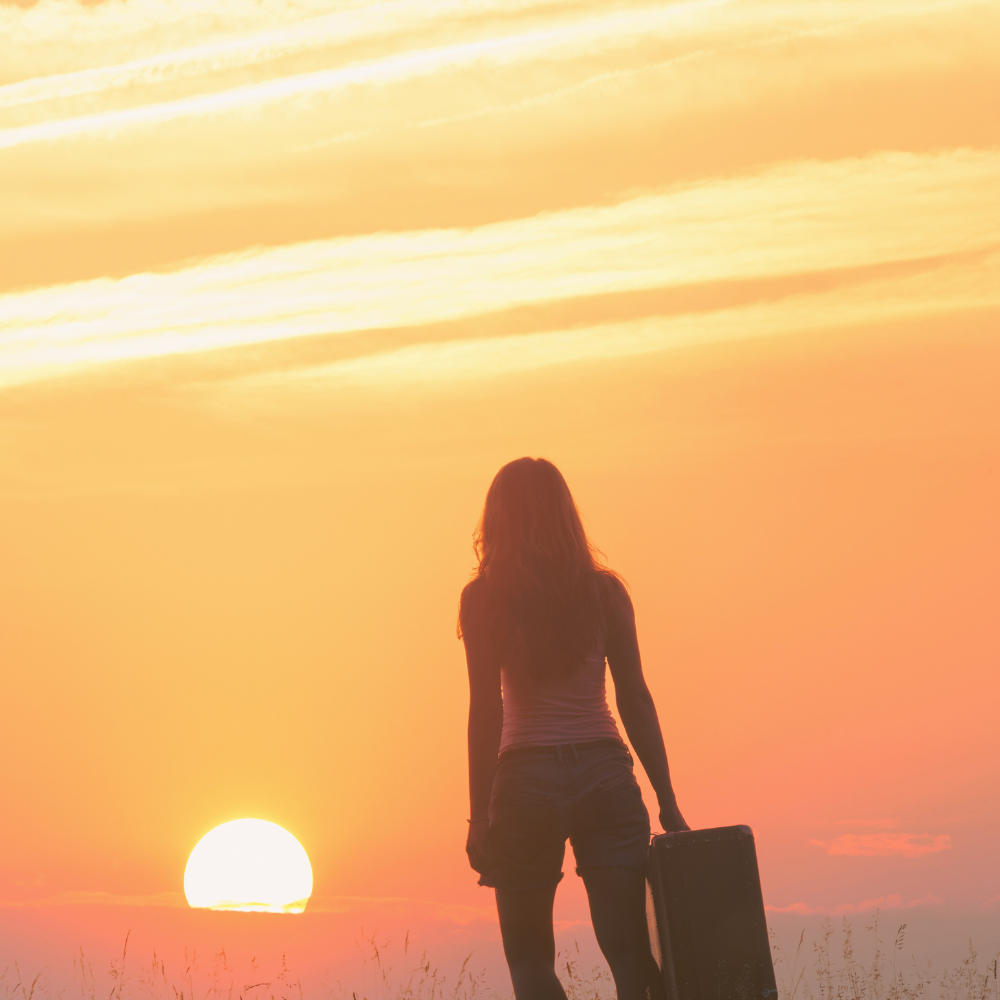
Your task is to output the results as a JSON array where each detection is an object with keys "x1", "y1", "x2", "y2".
[
  {"x1": 495, "y1": 885, "x2": 568, "y2": 1000},
  {"x1": 580, "y1": 868, "x2": 665, "y2": 1000}
]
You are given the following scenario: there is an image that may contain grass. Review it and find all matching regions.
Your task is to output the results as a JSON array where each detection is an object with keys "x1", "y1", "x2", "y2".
[
  {"x1": 770, "y1": 915, "x2": 1000, "y2": 1000},
  {"x1": 1, "y1": 916, "x2": 997, "y2": 1000}
]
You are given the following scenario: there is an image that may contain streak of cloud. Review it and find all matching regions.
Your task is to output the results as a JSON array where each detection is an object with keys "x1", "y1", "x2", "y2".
[
  {"x1": 2, "y1": 149, "x2": 997, "y2": 388},
  {"x1": 0, "y1": 0, "x2": 561, "y2": 106},
  {"x1": 833, "y1": 894, "x2": 945, "y2": 914},
  {"x1": 307, "y1": 895, "x2": 495, "y2": 924},
  {"x1": 206, "y1": 256, "x2": 999, "y2": 405},
  {"x1": 3, "y1": 0, "x2": 943, "y2": 100},
  {"x1": 766, "y1": 895, "x2": 946, "y2": 915},
  {"x1": 0, "y1": 1, "x2": 734, "y2": 148},
  {"x1": 1, "y1": 0, "x2": 988, "y2": 151},
  {"x1": 0, "y1": 891, "x2": 187, "y2": 908},
  {"x1": 833, "y1": 819, "x2": 898, "y2": 829},
  {"x1": 4, "y1": 0, "x2": 995, "y2": 287},
  {"x1": 810, "y1": 834, "x2": 953, "y2": 858},
  {"x1": 765, "y1": 902, "x2": 823, "y2": 915}
]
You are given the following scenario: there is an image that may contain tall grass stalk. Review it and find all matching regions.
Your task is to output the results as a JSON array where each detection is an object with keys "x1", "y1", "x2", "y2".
[
  {"x1": 770, "y1": 914, "x2": 1000, "y2": 1000},
  {"x1": 2, "y1": 917, "x2": 997, "y2": 999}
]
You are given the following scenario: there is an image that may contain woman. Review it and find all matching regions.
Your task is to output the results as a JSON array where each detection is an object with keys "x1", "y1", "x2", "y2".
[{"x1": 459, "y1": 457, "x2": 689, "y2": 1000}]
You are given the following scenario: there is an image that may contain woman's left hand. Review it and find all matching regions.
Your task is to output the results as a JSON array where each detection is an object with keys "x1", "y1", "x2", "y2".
[{"x1": 465, "y1": 820, "x2": 492, "y2": 874}]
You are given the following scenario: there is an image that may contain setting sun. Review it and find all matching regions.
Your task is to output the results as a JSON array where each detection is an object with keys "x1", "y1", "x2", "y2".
[{"x1": 183, "y1": 819, "x2": 313, "y2": 914}]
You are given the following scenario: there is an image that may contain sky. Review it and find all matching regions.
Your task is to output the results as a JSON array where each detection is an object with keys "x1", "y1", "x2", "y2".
[{"x1": 2, "y1": 0, "x2": 999, "y2": 994}]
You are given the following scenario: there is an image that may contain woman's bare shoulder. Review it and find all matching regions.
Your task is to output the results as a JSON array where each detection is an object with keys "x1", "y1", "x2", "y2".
[
  {"x1": 461, "y1": 574, "x2": 486, "y2": 606},
  {"x1": 597, "y1": 569, "x2": 633, "y2": 619},
  {"x1": 459, "y1": 575, "x2": 488, "y2": 637}
]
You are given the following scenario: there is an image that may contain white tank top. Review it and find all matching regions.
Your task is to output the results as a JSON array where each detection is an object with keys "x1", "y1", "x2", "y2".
[{"x1": 499, "y1": 623, "x2": 622, "y2": 750}]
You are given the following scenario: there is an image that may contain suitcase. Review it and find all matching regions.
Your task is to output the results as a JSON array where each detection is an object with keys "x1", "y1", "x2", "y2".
[{"x1": 646, "y1": 825, "x2": 778, "y2": 1000}]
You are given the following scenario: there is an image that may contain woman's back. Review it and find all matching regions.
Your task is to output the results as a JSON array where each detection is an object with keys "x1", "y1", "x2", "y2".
[{"x1": 499, "y1": 615, "x2": 620, "y2": 750}]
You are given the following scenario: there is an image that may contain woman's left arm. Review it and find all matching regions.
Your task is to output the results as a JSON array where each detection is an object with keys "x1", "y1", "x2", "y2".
[
  {"x1": 461, "y1": 585, "x2": 503, "y2": 872},
  {"x1": 605, "y1": 578, "x2": 689, "y2": 833}
]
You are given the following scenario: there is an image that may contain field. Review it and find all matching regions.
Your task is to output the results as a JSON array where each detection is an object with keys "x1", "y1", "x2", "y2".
[{"x1": 3, "y1": 918, "x2": 997, "y2": 1000}]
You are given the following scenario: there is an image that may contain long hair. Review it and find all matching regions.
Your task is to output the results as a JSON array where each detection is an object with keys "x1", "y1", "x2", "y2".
[{"x1": 459, "y1": 457, "x2": 619, "y2": 680}]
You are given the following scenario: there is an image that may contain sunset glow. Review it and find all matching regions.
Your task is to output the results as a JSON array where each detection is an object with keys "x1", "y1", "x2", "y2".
[{"x1": 2, "y1": 0, "x2": 999, "y2": 993}]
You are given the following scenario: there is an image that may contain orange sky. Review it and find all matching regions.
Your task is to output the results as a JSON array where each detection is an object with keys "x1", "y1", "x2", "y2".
[{"x1": 2, "y1": 0, "x2": 999, "y2": 993}]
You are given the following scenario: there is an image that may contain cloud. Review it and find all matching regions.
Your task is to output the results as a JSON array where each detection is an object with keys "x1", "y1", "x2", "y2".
[
  {"x1": 0, "y1": 890, "x2": 498, "y2": 924},
  {"x1": 0, "y1": 0, "x2": 557, "y2": 105},
  {"x1": 766, "y1": 902, "x2": 824, "y2": 915},
  {"x1": 834, "y1": 819, "x2": 898, "y2": 829},
  {"x1": 833, "y1": 894, "x2": 944, "y2": 915},
  {"x1": 3, "y1": 0, "x2": 953, "y2": 100},
  {"x1": 2, "y1": 0, "x2": 994, "y2": 266},
  {"x1": 2, "y1": 149, "x2": 998, "y2": 389},
  {"x1": 0, "y1": 1, "x2": 738, "y2": 150},
  {"x1": 767, "y1": 895, "x2": 944, "y2": 917},
  {"x1": 0, "y1": 890, "x2": 187, "y2": 908},
  {"x1": 210, "y1": 258, "x2": 997, "y2": 401},
  {"x1": 809, "y1": 834, "x2": 952, "y2": 858},
  {"x1": 1, "y1": 0, "x2": 989, "y2": 152},
  {"x1": 307, "y1": 894, "x2": 495, "y2": 925},
  {"x1": 0, "y1": 0, "x2": 568, "y2": 90}
]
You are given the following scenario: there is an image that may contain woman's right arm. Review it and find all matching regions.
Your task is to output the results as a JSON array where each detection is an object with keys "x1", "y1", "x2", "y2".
[
  {"x1": 461, "y1": 581, "x2": 504, "y2": 872},
  {"x1": 604, "y1": 576, "x2": 689, "y2": 833}
]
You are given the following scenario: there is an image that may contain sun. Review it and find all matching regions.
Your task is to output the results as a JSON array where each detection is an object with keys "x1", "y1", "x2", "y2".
[{"x1": 184, "y1": 818, "x2": 313, "y2": 913}]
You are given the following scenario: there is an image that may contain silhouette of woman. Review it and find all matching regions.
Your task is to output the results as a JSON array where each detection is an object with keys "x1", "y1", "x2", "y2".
[{"x1": 459, "y1": 457, "x2": 689, "y2": 1000}]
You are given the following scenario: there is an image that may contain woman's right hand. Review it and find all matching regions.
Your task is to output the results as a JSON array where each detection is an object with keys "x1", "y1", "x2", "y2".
[
  {"x1": 659, "y1": 796, "x2": 690, "y2": 833},
  {"x1": 465, "y1": 820, "x2": 492, "y2": 873}
]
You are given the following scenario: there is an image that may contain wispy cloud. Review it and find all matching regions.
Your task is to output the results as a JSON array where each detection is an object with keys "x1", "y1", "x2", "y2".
[
  {"x1": 214, "y1": 256, "x2": 997, "y2": 402},
  {"x1": 2, "y1": 149, "x2": 997, "y2": 388},
  {"x1": 3, "y1": 0, "x2": 994, "y2": 279},
  {"x1": 833, "y1": 894, "x2": 944, "y2": 914},
  {"x1": 766, "y1": 902, "x2": 824, "y2": 915},
  {"x1": 834, "y1": 819, "x2": 898, "y2": 829},
  {"x1": 5, "y1": 0, "x2": 958, "y2": 100},
  {"x1": 0, "y1": 889, "x2": 497, "y2": 922},
  {"x1": 307, "y1": 894, "x2": 494, "y2": 924},
  {"x1": 767, "y1": 895, "x2": 944, "y2": 916},
  {"x1": 809, "y1": 834, "x2": 952, "y2": 858},
  {"x1": 0, "y1": 1, "x2": 735, "y2": 150},
  {"x1": 0, "y1": 0, "x2": 561, "y2": 106},
  {"x1": 0, "y1": 890, "x2": 187, "y2": 908},
  {"x1": 1, "y1": 0, "x2": 987, "y2": 150},
  {"x1": 0, "y1": 0, "x2": 570, "y2": 90}
]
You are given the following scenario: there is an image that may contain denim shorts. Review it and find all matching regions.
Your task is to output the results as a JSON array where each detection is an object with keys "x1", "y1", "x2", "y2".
[{"x1": 478, "y1": 740, "x2": 651, "y2": 890}]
